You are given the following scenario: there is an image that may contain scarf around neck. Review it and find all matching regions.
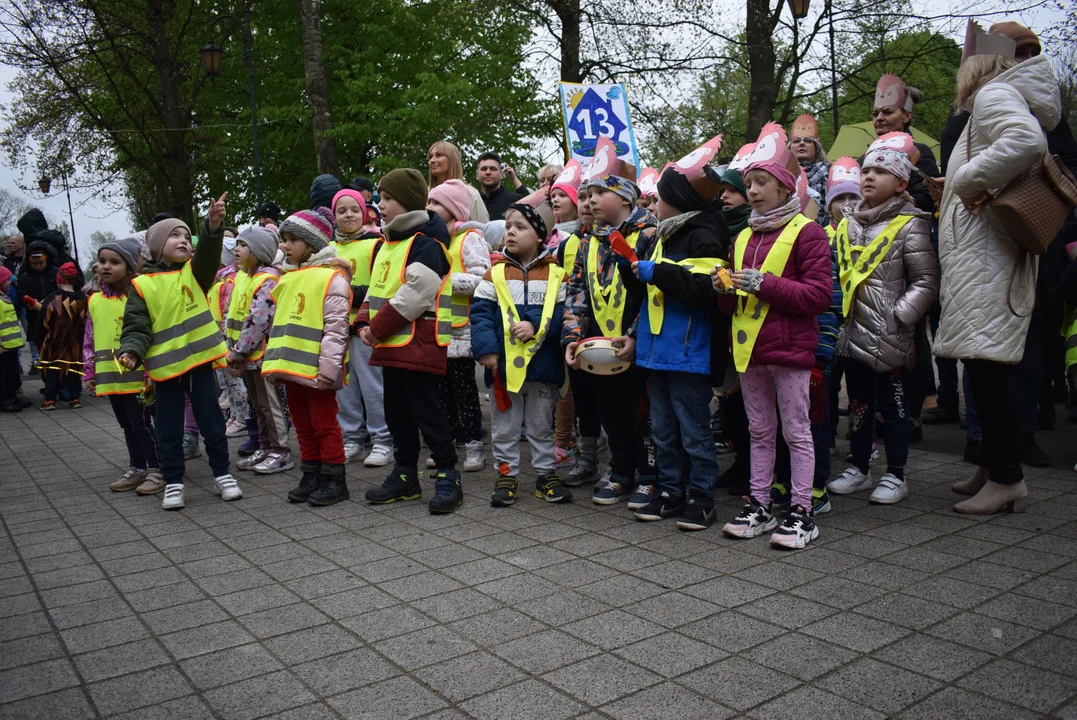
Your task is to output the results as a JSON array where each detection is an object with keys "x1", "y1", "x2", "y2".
[{"x1": 748, "y1": 196, "x2": 802, "y2": 233}]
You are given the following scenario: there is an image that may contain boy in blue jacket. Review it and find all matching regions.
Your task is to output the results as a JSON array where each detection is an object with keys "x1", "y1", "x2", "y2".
[
  {"x1": 622, "y1": 138, "x2": 730, "y2": 530},
  {"x1": 471, "y1": 195, "x2": 571, "y2": 506}
]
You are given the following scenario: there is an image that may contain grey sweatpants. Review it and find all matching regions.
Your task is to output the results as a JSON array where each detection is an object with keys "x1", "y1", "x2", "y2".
[
  {"x1": 491, "y1": 381, "x2": 559, "y2": 476},
  {"x1": 336, "y1": 336, "x2": 390, "y2": 445}
]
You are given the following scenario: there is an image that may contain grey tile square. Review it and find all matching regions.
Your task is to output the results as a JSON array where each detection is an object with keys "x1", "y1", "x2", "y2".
[
  {"x1": 328, "y1": 675, "x2": 449, "y2": 719},
  {"x1": 944, "y1": 558, "x2": 1037, "y2": 590},
  {"x1": 441, "y1": 556, "x2": 524, "y2": 585},
  {"x1": 614, "y1": 632, "x2": 728, "y2": 678},
  {"x1": 1014, "y1": 574, "x2": 1077, "y2": 607},
  {"x1": 535, "y1": 557, "x2": 621, "y2": 588},
  {"x1": 544, "y1": 652, "x2": 662, "y2": 705},
  {"x1": 202, "y1": 670, "x2": 315, "y2": 720},
  {"x1": 493, "y1": 629, "x2": 601, "y2": 674},
  {"x1": 283, "y1": 569, "x2": 366, "y2": 599},
  {"x1": 839, "y1": 560, "x2": 929, "y2": 590},
  {"x1": 902, "y1": 574, "x2": 1002, "y2": 609},
  {"x1": 124, "y1": 580, "x2": 207, "y2": 612},
  {"x1": 927, "y1": 612, "x2": 1040, "y2": 655},
  {"x1": 379, "y1": 570, "x2": 464, "y2": 601},
  {"x1": 373, "y1": 625, "x2": 477, "y2": 670},
  {"x1": 800, "y1": 610, "x2": 909, "y2": 652},
  {"x1": 853, "y1": 592, "x2": 958, "y2": 630},
  {"x1": 789, "y1": 575, "x2": 886, "y2": 609},
  {"x1": 681, "y1": 576, "x2": 776, "y2": 607},
  {"x1": 0, "y1": 658, "x2": 81, "y2": 704},
  {"x1": 309, "y1": 585, "x2": 398, "y2": 619},
  {"x1": 600, "y1": 681, "x2": 736, "y2": 720},
  {"x1": 194, "y1": 568, "x2": 276, "y2": 596},
  {"x1": 73, "y1": 638, "x2": 171, "y2": 682},
  {"x1": 873, "y1": 633, "x2": 993, "y2": 681},
  {"x1": 352, "y1": 555, "x2": 430, "y2": 583},
  {"x1": 215, "y1": 584, "x2": 303, "y2": 616},
  {"x1": 902, "y1": 687, "x2": 1039, "y2": 720},
  {"x1": 680, "y1": 656, "x2": 799, "y2": 710},
  {"x1": 0, "y1": 633, "x2": 64, "y2": 671},
  {"x1": 0, "y1": 687, "x2": 95, "y2": 720},
  {"x1": 60, "y1": 616, "x2": 149, "y2": 654},
  {"x1": 958, "y1": 658, "x2": 1077, "y2": 714},
  {"x1": 88, "y1": 666, "x2": 194, "y2": 716},
  {"x1": 239, "y1": 602, "x2": 331, "y2": 639},
  {"x1": 1012, "y1": 633, "x2": 1077, "y2": 676},
  {"x1": 291, "y1": 647, "x2": 400, "y2": 696},
  {"x1": 411, "y1": 587, "x2": 504, "y2": 622},
  {"x1": 179, "y1": 643, "x2": 284, "y2": 689},
  {"x1": 683, "y1": 610, "x2": 784, "y2": 652},
  {"x1": 264, "y1": 624, "x2": 362, "y2": 665},
  {"x1": 449, "y1": 607, "x2": 547, "y2": 646},
  {"x1": 0, "y1": 611, "x2": 52, "y2": 642},
  {"x1": 341, "y1": 604, "x2": 437, "y2": 643},
  {"x1": 111, "y1": 695, "x2": 217, "y2": 720},
  {"x1": 46, "y1": 596, "x2": 133, "y2": 631},
  {"x1": 815, "y1": 657, "x2": 943, "y2": 713},
  {"x1": 745, "y1": 631, "x2": 858, "y2": 681},
  {"x1": 515, "y1": 588, "x2": 609, "y2": 623},
  {"x1": 754, "y1": 685, "x2": 886, "y2": 720},
  {"x1": 562, "y1": 609, "x2": 665, "y2": 650},
  {"x1": 474, "y1": 572, "x2": 560, "y2": 604},
  {"x1": 737, "y1": 592, "x2": 837, "y2": 630},
  {"x1": 416, "y1": 650, "x2": 527, "y2": 702},
  {"x1": 985, "y1": 546, "x2": 1070, "y2": 573},
  {"x1": 976, "y1": 591, "x2": 1077, "y2": 631},
  {"x1": 160, "y1": 620, "x2": 255, "y2": 660},
  {"x1": 576, "y1": 574, "x2": 667, "y2": 605},
  {"x1": 630, "y1": 591, "x2": 723, "y2": 629},
  {"x1": 141, "y1": 599, "x2": 230, "y2": 635},
  {"x1": 459, "y1": 679, "x2": 583, "y2": 720}
]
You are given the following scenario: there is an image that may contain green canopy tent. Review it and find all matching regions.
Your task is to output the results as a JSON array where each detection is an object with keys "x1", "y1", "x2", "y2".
[{"x1": 828, "y1": 121, "x2": 941, "y2": 160}]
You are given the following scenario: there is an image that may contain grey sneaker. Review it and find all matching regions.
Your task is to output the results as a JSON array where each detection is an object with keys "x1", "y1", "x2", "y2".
[
  {"x1": 236, "y1": 449, "x2": 268, "y2": 471},
  {"x1": 462, "y1": 442, "x2": 485, "y2": 473},
  {"x1": 136, "y1": 470, "x2": 165, "y2": 495},
  {"x1": 182, "y1": 432, "x2": 201, "y2": 460},
  {"x1": 213, "y1": 474, "x2": 243, "y2": 501},
  {"x1": 162, "y1": 483, "x2": 185, "y2": 510},
  {"x1": 344, "y1": 441, "x2": 366, "y2": 463},
  {"x1": 109, "y1": 468, "x2": 144, "y2": 492},
  {"x1": 253, "y1": 452, "x2": 294, "y2": 475}
]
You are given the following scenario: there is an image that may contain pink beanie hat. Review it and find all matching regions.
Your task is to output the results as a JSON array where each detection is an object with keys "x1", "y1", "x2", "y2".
[
  {"x1": 0, "y1": 267, "x2": 11, "y2": 286},
  {"x1": 427, "y1": 179, "x2": 472, "y2": 223},
  {"x1": 331, "y1": 189, "x2": 367, "y2": 215}
]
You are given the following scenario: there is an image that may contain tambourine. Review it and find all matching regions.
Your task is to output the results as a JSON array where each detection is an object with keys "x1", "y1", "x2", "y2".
[{"x1": 576, "y1": 336, "x2": 630, "y2": 376}]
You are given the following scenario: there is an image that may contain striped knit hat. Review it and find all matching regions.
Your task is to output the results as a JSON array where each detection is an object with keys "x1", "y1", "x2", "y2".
[{"x1": 279, "y1": 209, "x2": 333, "y2": 251}]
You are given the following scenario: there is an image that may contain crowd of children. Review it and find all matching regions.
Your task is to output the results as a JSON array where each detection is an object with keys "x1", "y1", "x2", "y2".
[{"x1": 6, "y1": 43, "x2": 1072, "y2": 550}]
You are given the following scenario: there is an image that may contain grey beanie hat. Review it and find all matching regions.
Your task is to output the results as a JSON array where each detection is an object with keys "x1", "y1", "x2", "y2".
[
  {"x1": 99, "y1": 237, "x2": 143, "y2": 273},
  {"x1": 238, "y1": 226, "x2": 279, "y2": 267}
]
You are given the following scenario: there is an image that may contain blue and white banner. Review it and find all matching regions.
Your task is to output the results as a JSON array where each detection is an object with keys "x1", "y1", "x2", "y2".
[{"x1": 559, "y1": 81, "x2": 639, "y2": 170}]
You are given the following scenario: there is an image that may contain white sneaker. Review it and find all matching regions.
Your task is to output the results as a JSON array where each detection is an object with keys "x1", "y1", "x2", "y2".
[
  {"x1": 253, "y1": 452, "x2": 294, "y2": 475},
  {"x1": 344, "y1": 441, "x2": 365, "y2": 463},
  {"x1": 224, "y1": 418, "x2": 246, "y2": 437},
  {"x1": 462, "y1": 442, "x2": 485, "y2": 473},
  {"x1": 162, "y1": 483, "x2": 185, "y2": 510},
  {"x1": 869, "y1": 473, "x2": 908, "y2": 504},
  {"x1": 769, "y1": 506, "x2": 819, "y2": 549},
  {"x1": 364, "y1": 443, "x2": 394, "y2": 467},
  {"x1": 236, "y1": 449, "x2": 268, "y2": 470},
  {"x1": 214, "y1": 474, "x2": 243, "y2": 501},
  {"x1": 828, "y1": 467, "x2": 873, "y2": 495},
  {"x1": 426, "y1": 456, "x2": 437, "y2": 469}
]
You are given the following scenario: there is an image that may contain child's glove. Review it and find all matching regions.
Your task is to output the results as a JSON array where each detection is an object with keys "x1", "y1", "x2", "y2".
[
  {"x1": 633, "y1": 261, "x2": 655, "y2": 283},
  {"x1": 611, "y1": 254, "x2": 632, "y2": 271},
  {"x1": 733, "y1": 269, "x2": 764, "y2": 295}
]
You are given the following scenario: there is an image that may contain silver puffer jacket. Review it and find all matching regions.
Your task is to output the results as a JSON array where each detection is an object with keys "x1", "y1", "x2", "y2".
[{"x1": 837, "y1": 195, "x2": 939, "y2": 372}]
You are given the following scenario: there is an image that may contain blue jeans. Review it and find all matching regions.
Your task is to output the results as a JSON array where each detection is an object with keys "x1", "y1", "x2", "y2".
[{"x1": 649, "y1": 370, "x2": 718, "y2": 503}]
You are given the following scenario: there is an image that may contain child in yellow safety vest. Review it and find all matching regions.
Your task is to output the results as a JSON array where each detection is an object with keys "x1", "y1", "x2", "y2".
[
  {"x1": 426, "y1": 179, "x2": 491, "y2": 473},
  {"x1": 83, "y1": 238, "x2": 162, "y2": 495},
  {"x1": 210, "y1": 228, "x2": 250, "y2": 439},
  {"x1": 472, "y1": 194, "x2": 570, "y2": 506},
  {"x1": 263, "y1": 209, "x2": 352, "y2": 507},
  {"x1": 117, "y1": 194, "x2": 241, "y2": 511},
  {"x1": 827, "y1": 133, "x2": 937, "y2": 507},
  {"x1": 356, "y1": 169, "x2": 461, "y2": 514},
  {"x1": 0, "y1": 267, "x2": 24, "y2": 412},
  {"x1": 226, "y1": 226, "x2": 291, "y2": 477}
]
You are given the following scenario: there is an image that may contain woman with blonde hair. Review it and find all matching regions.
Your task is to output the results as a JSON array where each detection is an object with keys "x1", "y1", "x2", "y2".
[
  {"x1": 934, "y1": 41, "x2": 1062, "y2": 515},
  {"x1": 428, "y1": 140, "x2": 490, "y2": 223}
]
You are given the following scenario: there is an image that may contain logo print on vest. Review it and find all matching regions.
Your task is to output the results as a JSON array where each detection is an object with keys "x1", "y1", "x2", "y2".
[
  {"x1": 290, "y1": 292, "x2": 307, "y2": 321},
  {"x1": 182, "y1": 286, "x2": 198, "y2": 311},
  {"x1": 377, "y1": 260, "x2": 391, "y2": 285}
]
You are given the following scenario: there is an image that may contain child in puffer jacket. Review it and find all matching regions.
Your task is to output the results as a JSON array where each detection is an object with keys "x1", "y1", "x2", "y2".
[{"x1": 828, "y1": 133, "x2": 938, "y2": 506}]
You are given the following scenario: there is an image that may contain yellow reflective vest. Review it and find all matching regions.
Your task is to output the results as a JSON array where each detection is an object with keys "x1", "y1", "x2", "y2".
[
  {"x1": 491, "y1": 263, "x2": 565, "y2": 393},
  {"x1": 0, "y1": 298, "x2": 23, "y2": 350},
  {"x1": 731, "y1": 215, "x2": 810, "y2": 373},
  {"x1": 226, "y1": 271, "x2": 274, "y2": 362},
  {"x1": 367, "y1": 235, "x2": 452, "y2": 348},
  {"x1": 88, "y1": 293, "x2": 144, "y2": 395},
  {"x1": 333, "y1": 237, "x2": 379, "y2": 323},
  {"x1": 834, "y1": 215, "x2": 913, "y2": 319},
  {"x1": 447, "y1": 228, "x2": 473, "y2": 329},
  {"x1": 586, "y1": 230, "x2": 643, "y2": 338},
  {"x1": 561, "y1": 234, "x2": 582, "y2": 273},
  {"x1": 131, "y1": 263, "x2": 227, "y2": 381},
  {"x1": 645, "y1": 238, "x2": 724, "y2": 336},
  {"x1": 262, "y1": 266, "x2": 340, "y2": 380}
]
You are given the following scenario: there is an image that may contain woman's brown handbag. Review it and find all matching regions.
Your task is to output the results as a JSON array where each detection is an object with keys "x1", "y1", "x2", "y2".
[{"x1": 968, "y1": 119, "x2": 1077, "y2": 255}]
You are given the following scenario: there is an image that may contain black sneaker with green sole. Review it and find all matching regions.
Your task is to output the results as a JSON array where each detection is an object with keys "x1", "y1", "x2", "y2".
[
  {"x1": 491, "y1": 474, "x2": 518, "y2": 507},
  {"x1": 365, "y1": 467, "x2": 421, "y2": 504}
]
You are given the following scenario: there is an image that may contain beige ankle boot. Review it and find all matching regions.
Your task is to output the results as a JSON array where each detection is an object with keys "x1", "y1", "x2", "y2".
[
  {"x1": 951, "y1": 467, "x2": 988, "y2": 496},
  {"x1": 953, "y1": 480, "x2": 1028, "y2": 515}
]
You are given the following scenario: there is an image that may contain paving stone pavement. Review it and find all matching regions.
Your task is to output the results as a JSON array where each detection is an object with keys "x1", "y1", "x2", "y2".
[{"x1": 2, "y1": 379, "x2": 1077, "y2": 719}]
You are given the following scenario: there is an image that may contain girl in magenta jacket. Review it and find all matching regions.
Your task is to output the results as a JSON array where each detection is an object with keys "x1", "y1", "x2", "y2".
[{"x1": 714, "y1": 143, "x2": 832, "y2": 550}]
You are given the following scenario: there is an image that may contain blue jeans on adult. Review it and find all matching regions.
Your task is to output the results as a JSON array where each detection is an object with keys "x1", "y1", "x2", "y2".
[{"x1": 649, "y1": 370, "x2": 718, "y2": 504}]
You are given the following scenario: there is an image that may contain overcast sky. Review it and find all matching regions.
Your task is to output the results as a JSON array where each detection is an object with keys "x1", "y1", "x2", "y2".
[{"x1": 0, "y1": 1, "x2": 1065, "y2": 255}]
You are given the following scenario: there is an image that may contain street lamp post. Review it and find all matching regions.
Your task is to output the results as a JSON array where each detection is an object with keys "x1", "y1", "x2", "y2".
[
  {"x1": 200, "y1": 5, "x2": 263, "y2": 208},
  {"x1": 35, "y1": 170, "x2": 79, "y2": 265},
  {"x1": 787, "y1": 0, "x2": 810, "y2": 119}
]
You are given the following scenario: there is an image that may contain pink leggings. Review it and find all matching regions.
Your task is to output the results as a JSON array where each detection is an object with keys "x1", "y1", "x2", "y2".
[{"x1": 740, "y1": 364, "x2": 814, "y2": 509}]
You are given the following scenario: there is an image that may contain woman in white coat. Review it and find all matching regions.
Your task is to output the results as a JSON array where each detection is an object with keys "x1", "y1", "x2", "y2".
[{"x1": 934, "y1": 51, "x2": 1061, "y2": 514}]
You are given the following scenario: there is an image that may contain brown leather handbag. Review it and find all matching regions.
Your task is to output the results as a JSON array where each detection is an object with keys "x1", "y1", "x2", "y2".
[{"x1": 967, "y1": 116, "x2": 1077, "y2": 255}]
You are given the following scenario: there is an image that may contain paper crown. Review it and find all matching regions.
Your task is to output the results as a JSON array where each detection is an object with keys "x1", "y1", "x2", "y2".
[
  {"x1": 587, "y1": 136, "x2": 638, "y2": 183},
  {"x1": 729, "y1": 143, "x2": 756, "y2": 171},
  {"x1": 963, "y1": 19, "x2": 1017, "y2": 62},
  {"x1": 667, "y1": 135, "x2": 724, "y2": 199},
  {"x1": 637, "y1": 167, "x2": 660, "y2": 198},
  {"x1": 790, "y1": 114, "x2": 820, "y2": 139},
  {"x1": 867, "y1": 131, "x2": 920, "y2": 164},
  {"x1": 826, "y1": 157, "x2": 861, "y2": 192},
  {"x1": 742, "y1": 122, "x2": 798, "y2": 177},
  {"x1": 874, "y1": 74, "x2": 914, "y2": 112},
  {"x1": 552, "y1": 159, "x2": 583, "y2": 191}
]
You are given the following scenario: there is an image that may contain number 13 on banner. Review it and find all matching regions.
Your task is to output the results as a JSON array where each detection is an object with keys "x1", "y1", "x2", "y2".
[{"x1": 559, "y1": 81, "x2": 640, "y2": 171}]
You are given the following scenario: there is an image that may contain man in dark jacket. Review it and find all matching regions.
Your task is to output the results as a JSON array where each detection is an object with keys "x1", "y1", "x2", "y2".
[
  {"x1": 476, "y1": 152, "x2": 529, "y2": 220},
  {"x1": 4, "y1": 234, "x2": 25, "y2": 276},
  {"x1": 16, "y1": 209, "x2": 84, "y2": 287}
]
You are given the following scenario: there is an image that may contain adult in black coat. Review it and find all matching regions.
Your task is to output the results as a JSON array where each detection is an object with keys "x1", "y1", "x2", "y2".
[
  {"x1": 17, "y1": 239, "x2": 58, "y2": 335},
  {"x1": 15, "y1": 209, "x2": 84, "y2": 287}
]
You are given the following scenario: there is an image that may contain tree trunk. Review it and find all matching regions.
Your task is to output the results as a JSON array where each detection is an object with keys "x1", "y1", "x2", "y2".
[
  {"x1": 547, "y1": 0, "x2": 581, "y2": 82},
  {"x1": 297, "y1": 0, "x2": 340, "y2": 178},
  {"x1": 745, "y1": 0, "x2": 778, "y2": 140}
]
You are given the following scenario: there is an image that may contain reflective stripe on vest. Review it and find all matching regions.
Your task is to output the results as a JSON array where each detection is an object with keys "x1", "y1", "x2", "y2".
[
  {"x1": 562, "y1": 234, "x2": 581, "y2": 272},
  {"x1": 731, "y1": 215, "x2": 809, "y2": 373},
  {"x1": 0, "y1": 299, "x2": 23, "y2": 350},
  {"x1": 448, "y1": 229, "x2": 471, "y2": 329},
  {"x1": 131, "y1": 263, "x2": 227, "y2": 381},
  {"x1": 491, "y1": 263, "x2": 565, "y2": 393},
  {"x1": 1066, "y1": 312, "x2": 1077, "y2": 370},
  {"x1": 586, "y1": 230, "x2": 640, "y2": 338},
  {"x1": 226, "y1": 271, "x2": 273, "y2": 361},
  {"x1": 645, "y1": 238, "x2": 724, "y2": 336},
  {"x1": 88, "y1": 293, "x2": 143, "y2": 395},
  {"x1": 825, "y1": 224, "x2": 838, "y2": 252},
  {"x1": 333, "y1": 238, "x2": 378, "y2": 323},
  {"x1": 206, "y1": 279, "x2": 230, "y2": 368},
  {"x1": 262, "y1": 266, "x2": 338, "y2": 379},
  {"x1": 367, "y1": 236, "x2": 453, "y2": 348},
  {"x1": 835, "y1": 215, "x2": 912, "y2": 319}
]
